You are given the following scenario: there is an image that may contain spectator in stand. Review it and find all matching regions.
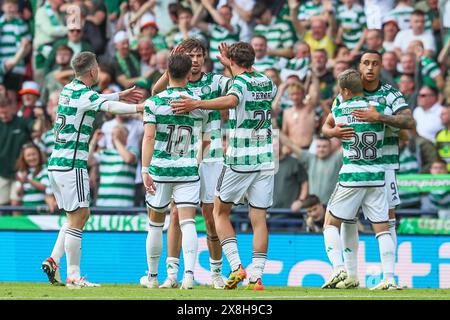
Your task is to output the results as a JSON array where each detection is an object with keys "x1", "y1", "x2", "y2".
[
  {"x1": 381, "y1": 51, "x2": 400, "y2": 87},
  {"x1": 281, "y1": 134, "x2": 342, "y2": 204},
  {"x1": 435, "y1": 106, "x2": 450, "y2": 172},
  {"x1": 251, "y1": 35, "x2": 278, "y2": 73},
  {"x1": 301, "y1": 194, "x2": 325, "y2": 233},
  {"x1": 336, "y1": 0, "x2": 367, "y2": 53},
  {"x1": 172, "y1": 6, "x2": 207, "y2": 47},
  {"x1": 399, "y1": 74, "x2": 421, "y2": 109},
  {"x1": 394, "y1": 9, "x2": 436, "y2": 58},
  {"x1": 136, "y1": 36, "x2": 157, "y2": 80},
  {"x1": 253, "y1": 2, "x2": 295, "y2": 59},
  {"x1": 272, "y1": 139, "x2": 308, "y2": 211},
  {"x1": 281, "y1": 82, "x2": 317, "y2": 150},
  {"x1": 38, "y1": 91, "x2": 60, "y2": 160},
  {"x1": 386, "y1": 0, "x2": 414, "y2": 31},
  {"x1": 365, "y1": 29, "x2": 385, "y2": 54},
  {"x1": 41, "y1": 44, "x2": 74, "y2": 104},
  {"x1": 33, "y1": 0, "x2": 68, "y2": 86},
  {"x1": 291, "y1": 11, "x2": 336, "y2": 60},
  {"x1": 81, "y1": 0, "x2": 108, "y2": 56},
  {"x1": 10, "y1": 143, "x2": 49, "y2": 215},
  {"x1": 139, "y1": 13, "x2": 168, "y2": 52},
  {"x1": 0, "y1": 0, "x2": 32, "y2": 107},
  {"x1": 112, "y1": 30, "x2": 141, "y2": 89},
  {"x1": 88, "y1": 127, "x2": 138, "y2": 207},
  {"x1": 218, "y1": 0, "x2": 255, "y2": 43},
  {"x1": 192, "y1": 0, "x2": 240, "y2": 73},
  {"x1": 312, "y1": 48, "x2": 334, "y2": 111},
  {"x1": 428, "y1": 159, "x2": 450, "y2": 219},
  {"x1": 397, "y1": 130, "x2": 428, "y2": 209},
  {"x1": 407, "y1": 40, "x2": 444, "y2": 95},
  {"x1": 382, "y1": 18, "x2": 400, "y2": 52},
  {"x1": 164, "y1": 2, "x2": 183, "y2": 49},
  {"x1": 117, "y1": 0, "x2": 155, "y2": 51},
  {"x1": 44, "y1": 25, "x2": 94, "y2": 76},
  {"x1": 415, "y1": 0, "x2": 443, "y2": 51},
  {"x1": 97, "y1": 113, "x2": 144, "y2": 206},
  {"x1": 0, "y1": 94, "x2": 38, "y2": 206},
  {"x1": 413, "y1": 85, "x2": 444, "y2": 142}
]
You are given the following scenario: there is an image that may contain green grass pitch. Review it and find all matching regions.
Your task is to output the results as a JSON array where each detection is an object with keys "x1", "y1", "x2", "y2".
[{"x1": 1, "y1": 283, "x2": 449, "y2": 300}]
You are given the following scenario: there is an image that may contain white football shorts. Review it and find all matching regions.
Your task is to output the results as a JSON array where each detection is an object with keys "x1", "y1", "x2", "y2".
[
  {"x1": 327, "y1": 184, "x2": 389, "y2": 223},
  {"x1": 48, "y1": 168, "x2": 90, "y2": 213},
  {"x1": 199, "y1": 161, "x2": 223, "y2": 204},
  {"x1": 145, "y1": 180, "x2": 200, "y2": 213},
  {"x1": 215, "y1": 165, "x2": 274, "y2": 209},
  {"x1": 385, "y1": 169, "x2": 401, "y2": 209}
]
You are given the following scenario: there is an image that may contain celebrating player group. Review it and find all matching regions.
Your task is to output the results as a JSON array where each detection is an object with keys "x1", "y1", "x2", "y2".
[{"x1": 40, "y1": 39, "x2": 412, "y2": 291}]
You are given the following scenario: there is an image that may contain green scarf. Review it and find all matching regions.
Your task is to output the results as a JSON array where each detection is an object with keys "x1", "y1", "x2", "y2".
[
  {"x1": 115, "y1": 52, "x2": 140, "y2": 79},
  {"x1": 44, "y1": 1, "x2": 62, "y2": 27}
]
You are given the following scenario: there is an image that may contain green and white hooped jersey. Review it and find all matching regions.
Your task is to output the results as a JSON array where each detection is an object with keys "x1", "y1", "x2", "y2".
[
  {"x1": 298, "y1": 1, "x2": 323, "y2": 21},
  {"x1": 0, "y1": 16, "x2": 32, "y2": 75},
  {"x1": 226, "y1": 71, "x2": 277, "y2": 172},
  {"x1": 40, "y1": 129, "x2": 55, "y2": 159},
  {"x1": 386, "y1": 6, "x2": 414, "y2": 30},
  {"x1": 337, "y1": 4, "x2": 366, "y2": 50},
  {"x1": 332, "y1": 96, "x2": 388, "y2": 187},
  {"x1": 430, "y1": 189, "x2": 450, "y2": 210},
  {"x1": 187, "y1": 73, "x2": 230, "y2": 163},
  {"x1": 208, "y1": 23, "x2": 240, "y2": 73},
  {"x1": 254, "y1": 55, "x2": 279, "y2": 73},
  {"x1": 398, "y1": 146, "x2": 421, "y2": 206},
  {"x1": 333, "y1": 81, "x2": 409, "y2": 170},
  {"x1": 16, "y1": 167, "x2": 49, "y2": 207},
  {"x1": 48, "y1": 79, "x2": 108, "y2": 172},
  {"x1": 421, "y1": 56, "x2": 441, "y2": 88},
  {"x1": 143, "y1": 87, "x2": 208, "y2": 183},
  {"x1": 254, "y1": 19, "x2": 295, "y2": 51},
  {"x1": 96, "y1": 147, "x2": 138, "y2": 207}
]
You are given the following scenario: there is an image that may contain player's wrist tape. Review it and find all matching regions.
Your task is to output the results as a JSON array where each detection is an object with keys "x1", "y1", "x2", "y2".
[{"x1": 141, "y1": 167, "x2": 149, "y2": 173}]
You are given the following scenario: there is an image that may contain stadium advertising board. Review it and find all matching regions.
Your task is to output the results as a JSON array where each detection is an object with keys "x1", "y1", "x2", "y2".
[{"x1": 0, "y1": 232, "x2": 449, "y2": 289}]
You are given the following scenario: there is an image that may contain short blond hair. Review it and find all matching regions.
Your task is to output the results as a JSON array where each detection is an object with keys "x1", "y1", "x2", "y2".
[
  {"x1": 337, "y1": 69, "x2": 363, "y2": 94},
  {"x1": 287, "y1": 82, "x2": 305, "y2": 95}
]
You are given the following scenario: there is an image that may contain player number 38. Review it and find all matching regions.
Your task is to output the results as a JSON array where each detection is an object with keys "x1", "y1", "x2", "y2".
[{"x1": 348, "y1": 132, "x2": 378, "y2": 161}]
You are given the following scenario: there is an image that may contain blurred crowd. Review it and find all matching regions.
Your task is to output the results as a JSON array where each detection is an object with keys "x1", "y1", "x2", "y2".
[{"x1": 0, "y1": 0, "x2": 449, "y2": 230}]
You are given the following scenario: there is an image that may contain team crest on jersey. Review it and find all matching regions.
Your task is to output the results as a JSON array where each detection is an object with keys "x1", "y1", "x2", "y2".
[
  {"x1": 378, "y1": 97, "x2": 386, "y2": 105},
  {"x1": 201, "y1": 86, "x2": 211, "y2": 95}
]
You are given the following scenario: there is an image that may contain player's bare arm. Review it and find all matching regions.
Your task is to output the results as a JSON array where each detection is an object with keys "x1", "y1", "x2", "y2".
[
  {"x1": 171, "y1": 95, "x2": 238, "y2": 114},
  {"x1": 141, "y1": 123, "x2": 156, "y2": 194},
  {"x1": 352, "y1": 105, "x2": 414, "y2": 129},
  {"x1": 321, "y1": 113, "x2": 355, "y2": 140}
]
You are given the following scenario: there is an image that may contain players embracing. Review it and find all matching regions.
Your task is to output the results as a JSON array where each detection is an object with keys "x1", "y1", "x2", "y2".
[{"x1": 321, "y1": 50, "x2": 414, "y2": 290}]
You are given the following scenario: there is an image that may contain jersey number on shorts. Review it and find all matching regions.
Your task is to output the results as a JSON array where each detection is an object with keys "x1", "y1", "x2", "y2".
[
  {"x1": 348, "y1": 132, "x2": 377, "y2": 160},
  {"x1": 54, "y1": 114, "x2": 67, "y2": 144},
  {"x1": 166, "y1": 124, "x2": 193, "y2": 155},
  {"x1": 252, "y1": 110, "x2": 271, "y2": 141}
]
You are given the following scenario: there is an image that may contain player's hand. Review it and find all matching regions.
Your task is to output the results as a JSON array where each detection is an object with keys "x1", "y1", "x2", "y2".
[
  {"x1": 217, "y1": 42, "x2": 231, "y2": 69},
  {"x1": 352, "y1": 104, "x2": 381, "y2": 123},
  {"x1": 332, "y1": 123, "x2": 355, "y2": 140},
  {"x1": 119, "y1": 86, "x2": 144, "y2": 103},
  {"x1": 170, "y1": 96, "x2": 197, "y2": 114},
  {"x1": 142, "y1": 172, "x2": 156, "y2": 195},
  {"x1": 170, "y1": 44, "x2": 185, "y2": 56}
]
